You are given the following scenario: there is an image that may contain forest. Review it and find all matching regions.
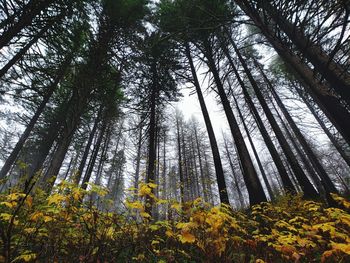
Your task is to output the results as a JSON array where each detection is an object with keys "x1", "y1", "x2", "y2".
[{"x1": 0, "y1": 0, "x2": 349, "y2": 262}]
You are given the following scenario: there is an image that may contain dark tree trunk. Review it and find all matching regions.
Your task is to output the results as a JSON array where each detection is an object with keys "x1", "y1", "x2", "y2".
[
  {"x1": 74, "y1": 108, "x2": 102, "y2": 184},
  {"x1": 0, "y1": 18, "x2": 57, "y2": 78},
  {"x1": 257, "y1": 1, "x2": 350, "y2": 104},
  {"x1": 134, "y1": 125, "x2": 143, "y2": 199},
  {"x1": 81, "y1": 121, "x2": 108, "y2": 190},
  {"x1": 232, "y1": 95, "x2": 274, "y2": 200},
  {"x1": 0, "y1": 0, "x2": 54, "y2": 49},
  {"x1": 226, "y1": 52, "x2": 296, "y2": 193},
  {"x1": 185, "y1": 43, "x2": 229, "y2": 204},
  {"x1": 202, "y1": 40, "x2": 267, "y2": 205},
  {"x1": 175, "y1": 115, "x2": 185, "y2": 204},
  {"x1": 231, "y1": 40, "x2": 319, "y2": 198},
  {"x1": 223, "y1": 135, "x2": 245, "y2": 208},
  {"x1": 0, "y1": 54, "x2": 72, "y2": 180},
  {"x1": 230, "y1": 4, "x2": 350, "y2": 145},
  {"x1": 194, "y1": 127, "x2": 208, "y2": 202},
  {"x1": 145, "y1": 65, "x2": 158, "y2": 213},
  {"x1": 259, "y1": 64, "x2": 338, "y2": 194},
  {"x1": 296, "y1": 87, "x2": 350, "y2": 169}
]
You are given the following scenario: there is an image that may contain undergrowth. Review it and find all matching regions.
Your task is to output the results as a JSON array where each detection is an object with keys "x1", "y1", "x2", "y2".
[{"x1": 0, "y1": 181, "x2": 349, "y2": 262}]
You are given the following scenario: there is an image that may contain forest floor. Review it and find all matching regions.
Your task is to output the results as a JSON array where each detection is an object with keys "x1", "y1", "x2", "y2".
[{"x1": 0, "y1": 182, "x2": 349, "y2": 262}]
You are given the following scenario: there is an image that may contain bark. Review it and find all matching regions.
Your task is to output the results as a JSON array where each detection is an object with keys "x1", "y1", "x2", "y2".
[
  {"x1": 231, "y1": 40, "x2": 319, "y2": 198},
  {"x1": 175, "y1": 115, "x2": 185, "y2": 203},
  {"x1": 222, "y1": 43, "x2": 296, "y2": 193},
  {"x1": 202, "y1": 39, "x2": 267, "y2": 205},
  {"x1": 74, "y1": 109, "x2": 102, "y2": 184},
  {"x1": 133, "y1": 125, "x2": 143, "y2": 199},
  {"x1": 259, "y1": 63, "x2": 338, "y2": 194},
  {"x1": 194, "y1": 127, "x2": 208, "y2": 202},
  {"x1": 230, "y1": 4, "x2": 350, "y2": 145},
  {"x1": 232, "y1": 95, "x2": 274, "y2": 200},
  {"x1": 0, "y1": 54, "x2": 72, "y2": 180},
  {"x1": 0, "y1": 0, "x2": 54, "y2": 49},
  {"x1": 223, "y1": 135, "x2": 245, "y2": 208},
  {"x1": 81, "y1": 121, "x2": 108, "y2": 190},
  {"x1": 185, "y1": 42, "x2": 229, "y2": 204}
]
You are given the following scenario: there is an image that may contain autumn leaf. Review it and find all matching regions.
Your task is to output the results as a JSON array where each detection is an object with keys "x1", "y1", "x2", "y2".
[{"x1": 178, "y1": 231, "x2": 196, "y2": 244}]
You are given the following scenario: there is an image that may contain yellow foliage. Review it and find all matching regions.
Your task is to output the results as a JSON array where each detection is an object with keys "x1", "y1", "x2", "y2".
[{"x1": 178, "y1": 231, "x2": 196, "y2": 244}]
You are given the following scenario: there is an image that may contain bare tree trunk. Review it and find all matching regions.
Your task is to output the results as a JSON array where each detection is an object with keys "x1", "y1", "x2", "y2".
[
  {"x1": 0, "y1": 54, "x2": 72, "y2": 180},
  {"x1": 201, "y1": 39, "x2": 266, "y2": 205},
  {"x1": 232, "y1": 95, "x2": 274, "y2": 200},
  {"x1": 223, "y1": 134, "x2": 245, "y2": 208},
  {"x1": 296, "y1": 87, "x2": 350, "y2": 169},
  {"x1": 175, "y1": 114, "x2": 184, "y2": 203},
  {"x1": 185, "y1": 42, "x2": 229, "y2": 204},
  {"x1": 260, "y1": 64, "x2": 338, "y2": 194},
  {"x1": 81, "y1": 120, "x2": 108, "y2": 190},
  {"x1": 74, "y1": 108, "x2": 102, "y2": 184},
  {"x1": 0, "y1": 0, "x2": 54, "y2": 49},
  {"x1": 231, "y1": 40, "x2": 319, "y2": 199}
]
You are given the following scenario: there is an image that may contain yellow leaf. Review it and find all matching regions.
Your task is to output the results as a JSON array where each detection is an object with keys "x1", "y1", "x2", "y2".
[
  {"x1": 106, "y1": 226, "x2": 114, "y2": 239},
  {"x1": 12, "y1": 253, "x2": 36, "y2": 262},
  {"x1": 332, "y1": 243, "x2": 350, "y2": 255},
  {"x1": 139, "y1": 184, "x2": 152, "y2": 196},
  {"x1": 43, "y1": 216, "x2": 53, "y2": 223},
  {"x1": 30, "y1": 211, "x2": 43, "y2": 221},
  {"x1": 0, "y1": 213, "x2": 12, "y2": 221},
  {"x1": 148, "y1": 183, "x2": 157, "y2": 189},
  {"x1": 165, "y1": 230, "x2": 174, "y2": 237},
  {"x1": 255, "y1": 259, "x2": 265, "y2": 263},
  {"x1": 178, "y1": 231, "x2": 196, "y2": 244},
  {"x1": 126, "y1": 200, "x2": 143, "y2": 210},
  {"x1": 0, "y1": 201, "x2": 15, "y2": 208},
  {"x1": 140, "y1": 212, "x2": 151, "y2": 218},
  {"x1": 25, "y1": 196, "x2": 33, "y2": 208},
  {"x1": 47, "y1": 194, "x2": 66, "y2": 205},
  {"x1": 171, "y1": 202, "x2": 181, "y2": 211}
]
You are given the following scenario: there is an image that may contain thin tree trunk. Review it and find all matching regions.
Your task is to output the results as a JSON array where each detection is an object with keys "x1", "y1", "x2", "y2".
[
  {"x1": 297, "y1": 87, "x2": 350, "y2": 169},
  {"x1": 74, "y1": 108, "x2": 102, "y2": 184},
  {"x1": 223, "y1": 134, "x2": 245, "y2": 208},
  {"x1": 232, "y1": 95, "x2": 274, "y2": 200},
  {"x1": 175, "y1": 115, "x2": 185, "y2": 203},
  {"x1": 0, "y1": 0, "x2": 54, "y2": 49},
  {"x1": 81, "y1": 121, "x2": 107, "y2": 190},
  {"x1": 185, "y1": 42, "x2": 229, "y2": 204},
  {"x1": 231, "y1": 40, "x2": 319, "y2": 199},
  {"x1": 202, "y1": 39, "x2": 266, "y2": 205},
  {"x1": 257, "y1": 1, "x2": 350, "y2": 104},
  {"x1": 260, "y1": 64, "x2": 338, "y2": 194},
  {"x1": 0, "y1": 54, "x2": 72, "y2": 180},
  {"x1": 225, "y1": 10, "x2": 350, "y2": 145},
  {"x1": 225, "y1": 51, "x2": 296, "y2": 193}
]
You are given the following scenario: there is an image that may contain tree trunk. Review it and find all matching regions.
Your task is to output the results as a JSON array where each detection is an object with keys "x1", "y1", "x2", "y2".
[
  {"x1": 0, "y1": 0, "x2": 54, "y2": 49},
  {"x1": 175, "y1": 114, "x2": 185, "y2": 204},
  {"x1": 232, "y1": 95, "x2": 274, "y2": 200},
  {"x1": 74, "y1": 108, "x2": 102, "y2": 184},
  {"x1": 259, "y1": 63, "x2": 338, "y2": 194},
  {"x1": 185, "y1": 42, "x2": 229, "y2": 204},
  {"x1": 223, "y1": 134, "x2": 245, "y2": 208},
  {"x1": 229, "y1": 6, "x2": 350, "y2": 145},
  {"x1": 231, "y1": 40, "x2": 319, "y2": 198},
  {"x1": 257, "y1": 1, "x2": 350, "y2": 104},
  {"x1": 296, "y1": 87, "x2": 350, "y2": 169},
  {"x1": 81, "y1": 121, "x2": 107, "y2": 190},
  {"x1": 0, "y1": 54, "x2": 72, "y2": 180},
  {"x1": 202, "y1": 40, "x2": 267, "y2": 205}
]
